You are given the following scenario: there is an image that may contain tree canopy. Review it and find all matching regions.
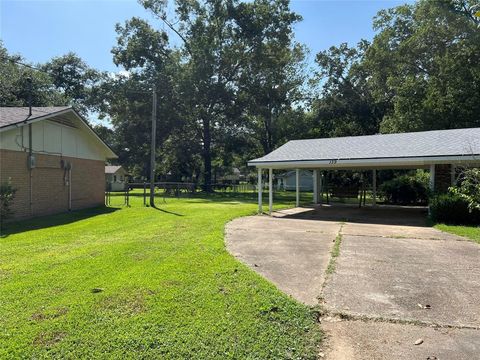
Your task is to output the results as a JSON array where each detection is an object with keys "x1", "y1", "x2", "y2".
[{"x1": 2, "y1": 0, "x2": 479, "y2": 186}]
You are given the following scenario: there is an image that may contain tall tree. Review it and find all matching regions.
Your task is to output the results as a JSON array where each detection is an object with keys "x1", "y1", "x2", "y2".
[
  {"x1": 0, "y1": 43, "x2": 67, "y2": 107},
  {"x1": 233, "y1": 0, "x2": 305, "y2": 154},
  {"x1": 42, "y1": 53, "x2": 106, "y2": 116},
  {"x1": 0, "y1": 43, "x2": 104, "y2": 117},
  {"x1": 364, "y1": 0, "x2": 480, "y2": 132},
  {"x1": 112, "y1": 0, "x2": 304, "y2": 190},
  {"x1": 310, "y1": 41, "x2": 382, "y2": 138}
]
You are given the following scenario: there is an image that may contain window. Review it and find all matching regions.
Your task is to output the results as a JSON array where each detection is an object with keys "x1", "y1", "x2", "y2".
[{"x1": 113, "y1": 175, "x2": 117, "y2": 182}]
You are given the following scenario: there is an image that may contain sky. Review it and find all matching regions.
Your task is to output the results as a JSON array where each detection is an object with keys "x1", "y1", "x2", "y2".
[{"x1": 1, "y1": 0, "x2": 414, "y2": 72}]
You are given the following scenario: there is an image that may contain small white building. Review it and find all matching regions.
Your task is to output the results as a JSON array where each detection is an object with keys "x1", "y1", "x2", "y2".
[
  {"x1": 105, "y1": 165, "x2": 128, "y2": 191},
  {"x1": 277, "y1": 170, "x2": 313, "y2": 191}
]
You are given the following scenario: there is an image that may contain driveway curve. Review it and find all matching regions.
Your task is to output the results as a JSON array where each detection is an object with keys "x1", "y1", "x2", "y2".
[{"x1": 225, "y1": 205, "x2": 480, "y2": 359}]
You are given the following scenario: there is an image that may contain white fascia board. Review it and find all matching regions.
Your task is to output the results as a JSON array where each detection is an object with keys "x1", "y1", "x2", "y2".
[{"x1": 248, "y1": 155, "x2": 480, "y2": 169}]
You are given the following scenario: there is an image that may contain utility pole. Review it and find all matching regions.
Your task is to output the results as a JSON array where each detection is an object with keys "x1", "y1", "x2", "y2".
[{"x1": 149, "y1": 84, "x2": 157, "y2": 207}]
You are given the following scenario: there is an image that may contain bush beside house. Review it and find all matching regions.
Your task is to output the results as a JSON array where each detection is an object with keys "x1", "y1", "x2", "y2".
[
  {"x1": 0, "y1": 182, "x2": 16, "y2": 225},
  {"x1": 379, "y1": 172, "x2": 429, "y2": 205}
]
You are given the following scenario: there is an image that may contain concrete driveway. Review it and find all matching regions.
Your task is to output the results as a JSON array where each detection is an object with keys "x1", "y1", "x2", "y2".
[{"x1": 225, "y1": 205, "x2": 480, "y2": 359}]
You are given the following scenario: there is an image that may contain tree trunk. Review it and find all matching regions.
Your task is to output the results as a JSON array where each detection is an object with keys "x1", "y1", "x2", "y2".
[
  {"x1": 202, "y1": 117, "x2": 213, "y2": 192},
  {"x1": 263, "y1": 111, "x2": 273, "y2": 154}
]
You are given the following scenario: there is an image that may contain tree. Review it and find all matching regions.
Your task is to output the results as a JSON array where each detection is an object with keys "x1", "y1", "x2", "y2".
[
  {"x1": 111, "y1": 0, "x2": 305, "y2": 190},
  {"x1": 309, "y1": 41, "x2": 382, "y2": 138},
  {"x1": 364, "y1": 0, "x2": 480, "y2": 132},
  {"x1": 0, "y1": 43, "x2": 67, "y2": 107},
  {"x1": 233, "y1": 0, "x2": 306, "y2": 154},
  {"x1": 42, "y1": 53, "x2": 106, "y2": 116},
  {"x1": 0, "y1": 42, "x2": 104, "y2": 117}
]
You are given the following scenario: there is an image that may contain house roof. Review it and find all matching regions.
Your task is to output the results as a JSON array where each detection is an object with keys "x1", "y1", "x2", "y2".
[
  {"x1": 105, "y1": 165, "x2": 124, "y2": 174},
  {"x1": 0, "y1": 106, "x2": 117, "y2": 159},
  {"x1": 0, "y1": 107, "x2": 71, "y2": 128},
  {"x1": 249, "y1": 128, "x2": 480, "y2": 169}
]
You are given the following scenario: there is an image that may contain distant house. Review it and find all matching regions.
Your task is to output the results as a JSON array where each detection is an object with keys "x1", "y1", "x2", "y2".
[
  {"x1": 0, "y1": 107, "x2": 117, "y2": 220},
  {"x1": 105, "y1": 165, "x2": 128, "y2": 191},
  {"x1": 277, "y1": 170, "x2": 313, "y2": 191},
  {"x1": 222, "y1": 167, "x2": 243, "y2": 183}
]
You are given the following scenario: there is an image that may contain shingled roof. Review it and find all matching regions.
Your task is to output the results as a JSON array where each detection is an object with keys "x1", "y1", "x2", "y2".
[
  {"x1": 0, "y1": 107, "x2": 71, "y2": 128},
  {"x1": 249, "y1": 128, "x2": 480, "y2": 167}
]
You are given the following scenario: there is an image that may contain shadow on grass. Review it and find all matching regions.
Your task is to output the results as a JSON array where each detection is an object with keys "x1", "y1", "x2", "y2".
[
  {"x1": 0, "y1": 206, "x2": 120, "y2": 238},
  {"x1": 151, "y1": 204, "x2": 184, "y2": 217}
]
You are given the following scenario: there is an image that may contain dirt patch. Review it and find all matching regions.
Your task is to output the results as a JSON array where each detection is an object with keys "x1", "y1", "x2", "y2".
[
  {"x1": 33, "y1": 331, "x2": 67, "y2": 347},
  {"x1": 97, "y1": 291, "x2": 148, "y2": 316},
  {"x1": 31, "y1": 306, "x2": 69, "y2": 322}
]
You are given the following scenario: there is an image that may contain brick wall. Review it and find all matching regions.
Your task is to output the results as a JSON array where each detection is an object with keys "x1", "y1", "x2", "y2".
[
  {"x1": 434, "y1": 164, "x2": 453, "y2": 194},
  {"x1": 0, "y1": 149, "x2": 105, "y2": 220}
]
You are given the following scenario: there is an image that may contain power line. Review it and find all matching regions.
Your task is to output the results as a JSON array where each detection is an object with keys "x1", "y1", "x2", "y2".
[{"x1": 8, "y1": 58, "x2": 53, "y2": 77}]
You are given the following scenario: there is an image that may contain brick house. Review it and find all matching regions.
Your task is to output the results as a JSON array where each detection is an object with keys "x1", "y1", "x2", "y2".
[{"x1": 0, "y1": 107, "x2": 117, "y2": 220}]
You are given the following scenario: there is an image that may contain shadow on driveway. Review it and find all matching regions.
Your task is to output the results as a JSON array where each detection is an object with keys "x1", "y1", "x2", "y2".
[{"x1": 280, "y1": 203, "x2": 429, "y2": 227}]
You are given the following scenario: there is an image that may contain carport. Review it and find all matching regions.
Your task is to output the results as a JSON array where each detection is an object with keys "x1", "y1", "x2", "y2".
[{"x1": 248, "y1": 128, "x2": 480, "y2": 214}]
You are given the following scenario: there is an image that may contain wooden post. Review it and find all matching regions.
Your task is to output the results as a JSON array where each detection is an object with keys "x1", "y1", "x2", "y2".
[
  {"x1": 149, "y1": 84, "x2": 157, "y2": 207},
  {"x1": 313, "y1": 169, "x2": 319, "y2": 204},
  {"x1": 143, "y1": 182, "x2": 147, "y2": 206},
  {"x1": 372, "y1": 169, "x2": 377, "y2": 206}
]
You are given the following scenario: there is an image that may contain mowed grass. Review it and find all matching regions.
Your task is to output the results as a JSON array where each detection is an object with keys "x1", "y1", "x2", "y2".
[
  {"x1": 0, "y1": 192, "x2": 322, "y2": 359},
  {"x1": 435, "y1": 224, "x2": 480, "y2": 244}
]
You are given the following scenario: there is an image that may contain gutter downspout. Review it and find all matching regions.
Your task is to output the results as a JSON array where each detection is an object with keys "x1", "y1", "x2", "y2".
[
  {"x1": 68, "y1": 164, "x2": 72, "y2": 211},
  {"x1": 28, "y1": 123, "x2": 33, "y2": 215},
  {"x1": 27, "y1": 77, "x2": 33, "y2": 215}
]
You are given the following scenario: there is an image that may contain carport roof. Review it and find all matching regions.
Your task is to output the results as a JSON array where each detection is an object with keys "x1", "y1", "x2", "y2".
[{"x1": 248, "y1": 127, "x2": 480, "y2": 169}]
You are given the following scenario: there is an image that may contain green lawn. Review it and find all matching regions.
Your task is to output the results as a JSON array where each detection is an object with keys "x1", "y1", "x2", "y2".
[
  {"x1": 435, "y1": 224, "x2": 480, "y2": 244},
  {"x1": 0, "y1": 192, "x2": 322, "y2": 359}
]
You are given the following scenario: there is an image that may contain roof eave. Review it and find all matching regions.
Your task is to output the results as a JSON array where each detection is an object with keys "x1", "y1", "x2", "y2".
[
  {"x1": 248, "y1": 154, "x2": 480, "y2": 169},
  {"x1": 0, "y1": 107, "x2": 73, "y2": 132}
]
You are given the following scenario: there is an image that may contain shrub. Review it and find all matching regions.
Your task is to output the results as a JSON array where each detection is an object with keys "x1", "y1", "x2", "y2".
[
  {"x1": 430, "y1": 193, "x2": 480, "y2": 225},
  {"x1": 379, "y1": 172, "x2": 429, "y2": 205},
  {"x1": 450, "y1": 168, "x2": 480, "y2": 212},
  {"x1": 0, "y1": 182, "x2": 17, "y2": 225}
]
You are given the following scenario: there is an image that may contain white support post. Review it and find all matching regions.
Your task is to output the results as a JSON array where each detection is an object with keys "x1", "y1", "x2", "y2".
[
  {"x1": 257, "y1": 168, "x2": 262, "y2": 214},
  {"x1": 372, "y1": 169, "x2": 377, "y2": 207},
  {"x1": 319, "y1": 171, "x2": 323, "y2": 205},
  {"x1": 429, "y1": 164, "x2": 435, "y2": 193},
  {"x1": 313, "y1": 169, "x2": 319, "y2": 204},
  {"x1": 295, "y1": 169, "x2": 300, "y2": 207},
  {"x1": 268, "y1": 168, "x2": 273, "y2": 215}
]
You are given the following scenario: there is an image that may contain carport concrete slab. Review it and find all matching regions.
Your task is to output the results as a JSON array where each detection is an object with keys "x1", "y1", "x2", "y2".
[
  {"x1": 342, "y1": 222, "x2": 465, "y2": 241},
  {"x1": 282, "y1": 204, "x2": 429, "y2": 226},
  {"x1": 323, "y1": 319, "x2": 480, "y2": 360},
  {"x1": 323, "y1": 234, "x2": 480, "y2": 327},
  {"x1": 226, "y1": 215, "x2": 341, "y2": 305}
]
